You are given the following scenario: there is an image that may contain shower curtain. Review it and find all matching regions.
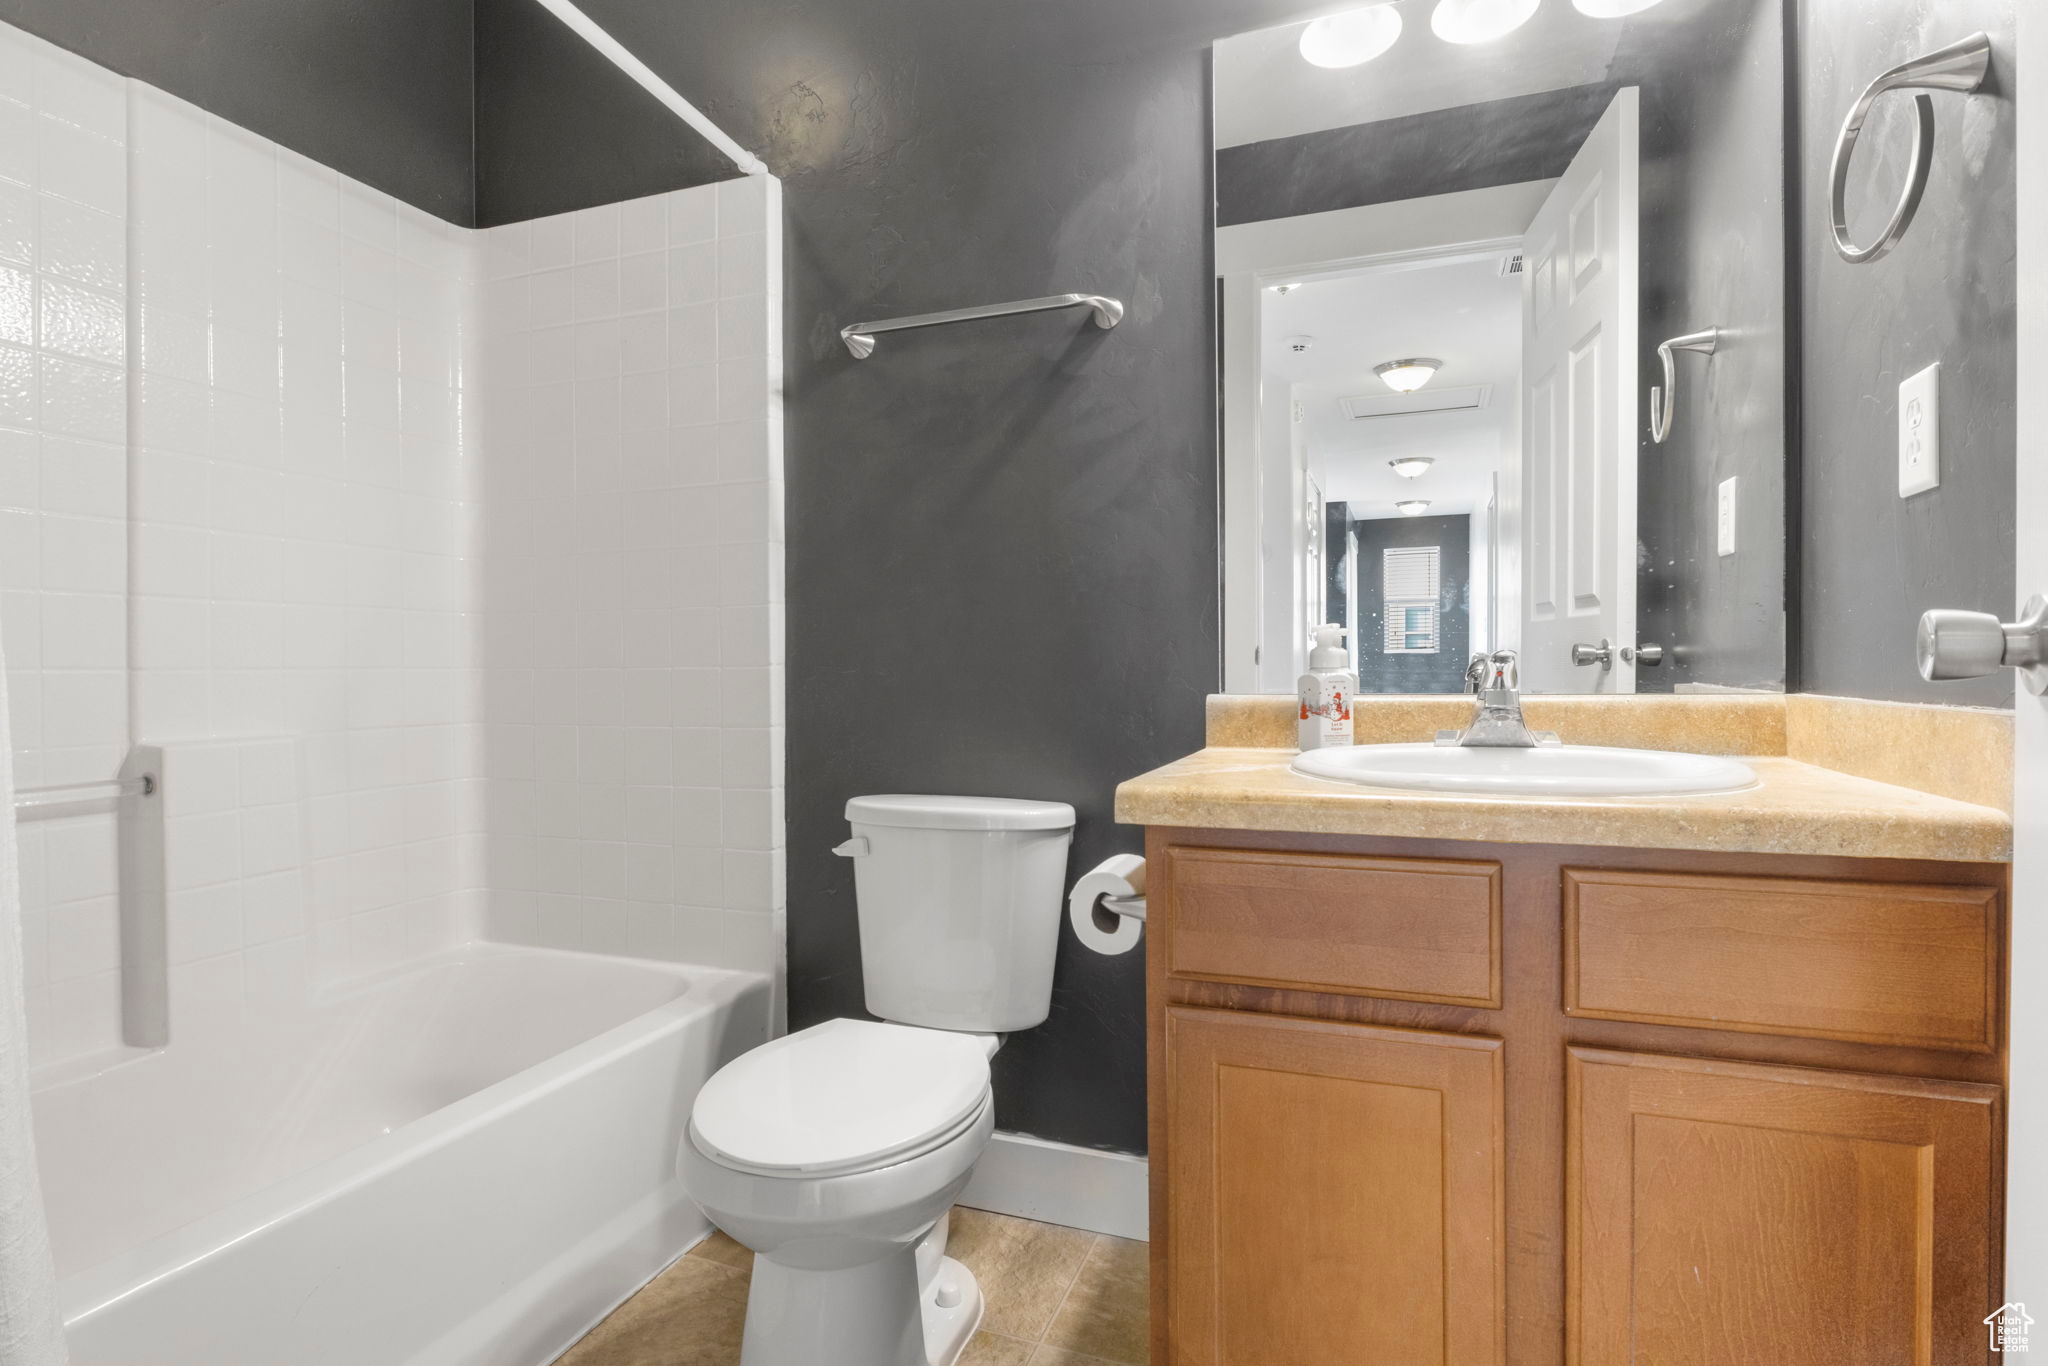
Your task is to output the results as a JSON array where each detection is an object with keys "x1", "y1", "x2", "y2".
[{"x1": 0, "y1": 650, "x2": 68, "y2": 1363}]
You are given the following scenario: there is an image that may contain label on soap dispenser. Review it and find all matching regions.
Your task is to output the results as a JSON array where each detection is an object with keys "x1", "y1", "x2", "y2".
[{"x1": 1298, "y1": 676, "x2": 1353, "y2": 750}]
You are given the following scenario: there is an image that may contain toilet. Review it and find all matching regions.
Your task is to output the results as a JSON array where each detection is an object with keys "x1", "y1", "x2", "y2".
[{"x1": 679, "y1": 794, "x2": 1076, "y2": 1366}]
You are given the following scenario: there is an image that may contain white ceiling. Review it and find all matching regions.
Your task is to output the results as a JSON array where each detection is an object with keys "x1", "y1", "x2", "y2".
[
  {"x1": 1215, "y1": 0, "x2": 1649, "y2": 149},
  {"x1": 1264, "y1": 252, "x2": 1522, "y2": 519}
]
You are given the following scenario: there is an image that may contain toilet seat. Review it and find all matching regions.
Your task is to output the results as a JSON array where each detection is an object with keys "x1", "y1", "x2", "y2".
[{"x1": 690, "y1": 1018, "x2": 995, "y2": 1178}]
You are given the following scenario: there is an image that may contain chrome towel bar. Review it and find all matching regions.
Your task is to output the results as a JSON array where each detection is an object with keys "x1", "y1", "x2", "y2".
[
  {"x1": 840, "y1": 292, "x2": 1124, "y2": 359},
  {"x1": 13, "y1": 773, "x2": 156, "y2": 814},
  {"x1": 1649, "y1": 327, "x2": 1719, "y2": 444},
  {"x1": 1829, "y1": 31, "x2": 1992, "y2": 265}
]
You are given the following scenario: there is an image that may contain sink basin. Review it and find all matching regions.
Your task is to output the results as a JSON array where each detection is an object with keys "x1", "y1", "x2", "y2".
[{"x1": 1292, "y1": 743, "x2": 1757, "y2": 798}]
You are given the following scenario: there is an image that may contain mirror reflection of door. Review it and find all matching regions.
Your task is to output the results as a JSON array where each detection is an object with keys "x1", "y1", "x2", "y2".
[{"x1": 1215, "y1": 0, "x2": 1788, "y2": 698}]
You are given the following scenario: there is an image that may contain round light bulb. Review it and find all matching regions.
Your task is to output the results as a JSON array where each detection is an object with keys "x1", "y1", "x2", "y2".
[
  {"x1": 1375, "y1": 358, "x2": 1442, "y2": 393},
  {"x1": 1431, "y1": 0, "x2": 1541, "y2": 44},
  {"x1": 1571, "y1": 0, "x2": 1664, "y2": 14},
  {"x1": 1395, "y1": 499, "x2": 1433, "y2": 516},
  {"x1": 1298, "y1": 5, "x2": 1404, "y2": 69},
  {"x1": 1389, "y1": 457, "x2": 1435, "y2": 479}
]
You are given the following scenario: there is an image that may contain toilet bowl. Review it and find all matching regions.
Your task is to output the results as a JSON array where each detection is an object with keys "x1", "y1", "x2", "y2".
[
  {"x1": 680, "y1": 1018, "x2": 1001, "y2": 1366},
  {"x1": 678, "y1": 795, "x2": 1076, "y2": 1366}
]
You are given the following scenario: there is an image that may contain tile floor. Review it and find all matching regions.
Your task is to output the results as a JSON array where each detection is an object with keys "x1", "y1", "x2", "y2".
[{"x1": 554, "y1": 1207, "x2": 1148, "y2": 1366}]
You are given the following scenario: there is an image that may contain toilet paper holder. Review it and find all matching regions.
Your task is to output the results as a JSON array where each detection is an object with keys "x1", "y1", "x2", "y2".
[
  {"x1": 1094, "y1": 891, "x2": 1147, "y2": 924},
  {"x1": 1068, "y1": 854, "x2": 1148, "y2": 955}
]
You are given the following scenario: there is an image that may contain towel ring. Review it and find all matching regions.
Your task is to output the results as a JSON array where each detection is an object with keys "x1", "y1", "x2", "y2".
[
  {"x1": 1649, "y1": 328, "x2": 1718, "y2": 445},
  {"x1": 1829, "y1": 32, "x2": 1992, "y2": 265}
]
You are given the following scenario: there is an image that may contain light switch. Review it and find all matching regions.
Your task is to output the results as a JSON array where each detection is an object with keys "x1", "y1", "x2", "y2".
[
  {"x1": 1717, "y1": 476, "x2": 1738, "y2": 557},
  {"x1": 1900, "y1": 362, "x2": 1941, "y2": 497}
]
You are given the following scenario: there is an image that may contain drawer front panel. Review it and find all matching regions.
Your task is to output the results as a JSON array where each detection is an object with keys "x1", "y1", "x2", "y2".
[
  {"x1": 1166, "y1": 847, "x2": 1501, "y2": 1007},
  {"x1": 1564, "y1": 868, "x2": 2000, "y2": 1051}
]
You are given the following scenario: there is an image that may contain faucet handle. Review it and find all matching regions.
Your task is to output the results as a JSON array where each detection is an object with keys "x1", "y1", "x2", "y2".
[
  {"x1": 1487, "y1": 650, "x2": 1520, "y2": 690},
  {"x1": 1463, "y1": 654, "x2": 1492, "y2": 693}
]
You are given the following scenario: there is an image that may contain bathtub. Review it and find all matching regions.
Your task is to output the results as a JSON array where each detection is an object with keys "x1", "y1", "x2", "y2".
[{"x1": 30, "y1": 943, "x2": 771, "y2": 1366}]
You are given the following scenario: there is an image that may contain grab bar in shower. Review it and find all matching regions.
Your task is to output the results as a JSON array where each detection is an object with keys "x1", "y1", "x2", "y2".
[
  {"x1": 1829, "y1": 32, "x2": 1992, "y2": 265},
  {"x1": 13, "y1": 773, "x2": 157, "y2": 815},
  {"x1": 1649, "y1": 328, "x2": 1719, "y2": 445},
  {"x1": 840, "y1": 293, "x2": 1125, "y2": 359}
]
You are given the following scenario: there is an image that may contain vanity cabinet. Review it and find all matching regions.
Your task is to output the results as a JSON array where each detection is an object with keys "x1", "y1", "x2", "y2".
[{"x1": 1143, "y1": 828, "x2": 2008, "y2": 1366}]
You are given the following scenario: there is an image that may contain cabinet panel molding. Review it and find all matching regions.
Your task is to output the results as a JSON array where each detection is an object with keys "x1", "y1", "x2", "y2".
[
  {"x1": 1164, "y1": 1006, "x2": 1505, "y2": 1366},
  {"x1": 1564, "y1": 867, "x2": 2000, "y2": 1052},
  {"x1": 1166, "y1": 846, "x2": 1502, "y2": 1007},
  {"x1": 1566, "y1": 1047, "x2": 1999, "y2": 1366}
]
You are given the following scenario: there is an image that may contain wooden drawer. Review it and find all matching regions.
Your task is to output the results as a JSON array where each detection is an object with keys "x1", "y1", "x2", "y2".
[
  {"x1": 1564, "y1": 868, "x2": 2001, "y2": 1052},
  {"x1": 1164, "y1": 847, "x2": 1501, "y2": 1007}
]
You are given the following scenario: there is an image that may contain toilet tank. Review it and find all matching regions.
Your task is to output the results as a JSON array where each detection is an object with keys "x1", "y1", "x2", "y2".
[{"x1": 843, "y1": 795, "x2": 1076, "y2": 1033}]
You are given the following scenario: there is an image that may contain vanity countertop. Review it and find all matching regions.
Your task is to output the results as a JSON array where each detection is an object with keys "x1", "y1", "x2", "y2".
[{"x1": 1114, "y1": 696, "x2": 2014, "y2": 862}]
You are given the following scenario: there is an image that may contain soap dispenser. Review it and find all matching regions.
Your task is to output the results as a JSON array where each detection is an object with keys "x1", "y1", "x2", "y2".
[{"x1": 1297, "y1": 623, "x2": 1357, "y2": 751}]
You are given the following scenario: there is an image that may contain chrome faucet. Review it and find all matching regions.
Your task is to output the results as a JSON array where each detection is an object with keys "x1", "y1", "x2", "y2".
[{"x1": 1440, "y1": 650, "x2": 1558, "y2": 748}]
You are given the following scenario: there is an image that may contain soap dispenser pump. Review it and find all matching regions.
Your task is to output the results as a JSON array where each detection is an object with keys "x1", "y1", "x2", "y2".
[{"x1": 1297, "y1": 623, "x2": 1357, "y2": 751}]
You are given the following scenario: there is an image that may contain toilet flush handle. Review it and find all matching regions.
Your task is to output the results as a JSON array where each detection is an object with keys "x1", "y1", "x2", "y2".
[{"x1": 831, "y1": 836, "x2": 869, "y2": 857}]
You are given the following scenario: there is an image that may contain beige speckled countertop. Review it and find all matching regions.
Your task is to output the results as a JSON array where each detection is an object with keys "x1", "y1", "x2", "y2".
[{"x1": 1114, "y1": 695, "x2": 2013, "y2": 863}]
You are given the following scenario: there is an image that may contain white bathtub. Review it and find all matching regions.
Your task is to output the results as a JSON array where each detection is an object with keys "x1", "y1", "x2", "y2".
[{"x1": 30, "y1": 943, "x2": 771, "y2": 1366}]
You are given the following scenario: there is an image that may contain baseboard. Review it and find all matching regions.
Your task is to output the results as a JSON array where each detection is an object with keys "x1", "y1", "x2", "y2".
[{"x1": 958, "y1": 1131, "x2": 1148, "y2": 1242}]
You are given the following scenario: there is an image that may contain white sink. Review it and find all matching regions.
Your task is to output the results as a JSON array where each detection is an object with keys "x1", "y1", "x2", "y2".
[{"x1": 1292, "y1": 743, "x2": 1757, "y2": 798}]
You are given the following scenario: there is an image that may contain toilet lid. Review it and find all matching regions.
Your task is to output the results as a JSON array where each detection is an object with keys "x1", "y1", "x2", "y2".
[{"x1": 690, "y1": 1018, "x2": 994, "y2": 1176}]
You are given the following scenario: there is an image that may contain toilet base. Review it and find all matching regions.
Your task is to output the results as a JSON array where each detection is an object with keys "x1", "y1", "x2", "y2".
[{"x1": 737, "y1": 1243, "x2": 983, "y2": 1366}]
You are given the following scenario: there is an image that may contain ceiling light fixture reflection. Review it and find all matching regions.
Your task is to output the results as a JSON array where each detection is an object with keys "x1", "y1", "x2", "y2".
[
  {"x1": 1571, "y1": 0, "x2": 1664, "y2": 14},
  {"x1": 1374, "y1": 358, "x2": 1442, "y2": 393},
  {"x1": 1431, "y1": 0, "x2": 1541, "y2": 44},
  {"x1": 1298, "y1": 5, "x2": 1404, "y2": 68},
  {"x1": 1395, "y1": 499, "x2": 1433, "y2": 516},
  {"x1": 1388, "y1": 457, "x2": 1435, "y2": 479}
]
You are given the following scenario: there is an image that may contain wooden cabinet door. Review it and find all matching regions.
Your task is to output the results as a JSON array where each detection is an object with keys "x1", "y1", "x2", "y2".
[
  {"x1": 1568, "y1": 1048, "x2": 2000, "y2": 1366},
  {"x1": 1163, "y1": 1006, "x2": 1504, "y2": 1366}
]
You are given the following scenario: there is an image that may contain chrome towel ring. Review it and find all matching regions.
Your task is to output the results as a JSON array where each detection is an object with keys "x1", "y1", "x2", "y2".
[
  {"x1": 1649, "y1": 328, "x2": 1718, "y2": 445},
  {"x1": 1829, "y1": 31, "x2": 1992, "y2": 266}
]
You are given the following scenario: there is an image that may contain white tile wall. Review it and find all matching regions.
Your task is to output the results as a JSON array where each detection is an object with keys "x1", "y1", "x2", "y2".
[
  {"x1": 476, "y1": 177, "x2": 785, "y2": 977},
  {"x1": 0, "y1": 19, "x2": 784, "y2": 1072},
  {"x1": 128, "y1": 84, "x2": 485, "y2": 994},
  {"x1": 0, "y1": 25, "x2": 131, "y2": 1067}
]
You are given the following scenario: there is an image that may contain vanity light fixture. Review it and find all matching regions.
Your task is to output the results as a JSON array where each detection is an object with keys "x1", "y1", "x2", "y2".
[
  {"x1": 1298, "y1": 5, "x2": 1404, "y2": 69},
  {"x1": 1389, "y1": 457, "x2": 1435, "y2": 479},
  {"x1": 1395, "y1": 499, "x2": 1433, "y2": 516},
  {"x1": 1572, "y1": 0, "x2": 1665, "y2": 13},
  {"x1": 1374, "y1": 357, "x2": 1442, "y2": 393},
  {"x1": 1431, "y1": 0, "x2": 1541, "y2": 44}
]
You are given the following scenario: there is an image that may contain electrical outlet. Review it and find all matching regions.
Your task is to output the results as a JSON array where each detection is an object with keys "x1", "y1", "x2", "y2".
[
  {"x1": 1717, "y1": 477, "x2": 1738, "y2": 557},
  {"x1": 1899, "y1": 362, "x2": 1941, "y2": 497}
]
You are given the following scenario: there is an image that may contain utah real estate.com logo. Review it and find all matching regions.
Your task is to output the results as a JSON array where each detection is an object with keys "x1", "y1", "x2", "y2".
[{"x1": 1989, "y1": 1303, "x2": 2035, "y2": 1352}]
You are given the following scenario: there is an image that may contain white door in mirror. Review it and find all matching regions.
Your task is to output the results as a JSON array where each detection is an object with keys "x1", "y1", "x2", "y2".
[
  {"x1": 1518, "y1": 89, "x2": 1640, "y2": 694},
  {"x1": 1292, "y1": 743, "x2": 1757, "y2": 797}
]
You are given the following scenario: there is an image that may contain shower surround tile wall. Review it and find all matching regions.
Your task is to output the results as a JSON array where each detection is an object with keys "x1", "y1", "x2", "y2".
[
  {"x1": 0, "y1": 17, "x2": 785, "y2": 1071},
  {"x1": 473, "y1": 178, "x2": 785, "y2": 978},
  {"x1": 128, "y1": 84, "x2": 487, "y2": 1003},
  {"x1": 0, "y1": 28, "x2": 130, "y2": 1067}
]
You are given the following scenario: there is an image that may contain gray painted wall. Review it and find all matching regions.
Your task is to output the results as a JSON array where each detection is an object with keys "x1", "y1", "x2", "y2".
[
  {"x1": 474, "y1": 0, "x2": 734, "y2": 226},
  {"x1": 0, "y1": 0, "x2": 476, "y2": 224},
  {"x1": 1216, "y1": 85, "x2": 1616, "y2": 228},
  {"x1": 1795, "y1": 0, "x2": 2016, "y2": 705}
]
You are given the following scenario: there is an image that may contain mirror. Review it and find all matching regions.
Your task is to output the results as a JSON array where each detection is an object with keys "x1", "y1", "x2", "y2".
[{"x1": 1215, "y1": 0, "x2": 1788, "y2": 696}]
